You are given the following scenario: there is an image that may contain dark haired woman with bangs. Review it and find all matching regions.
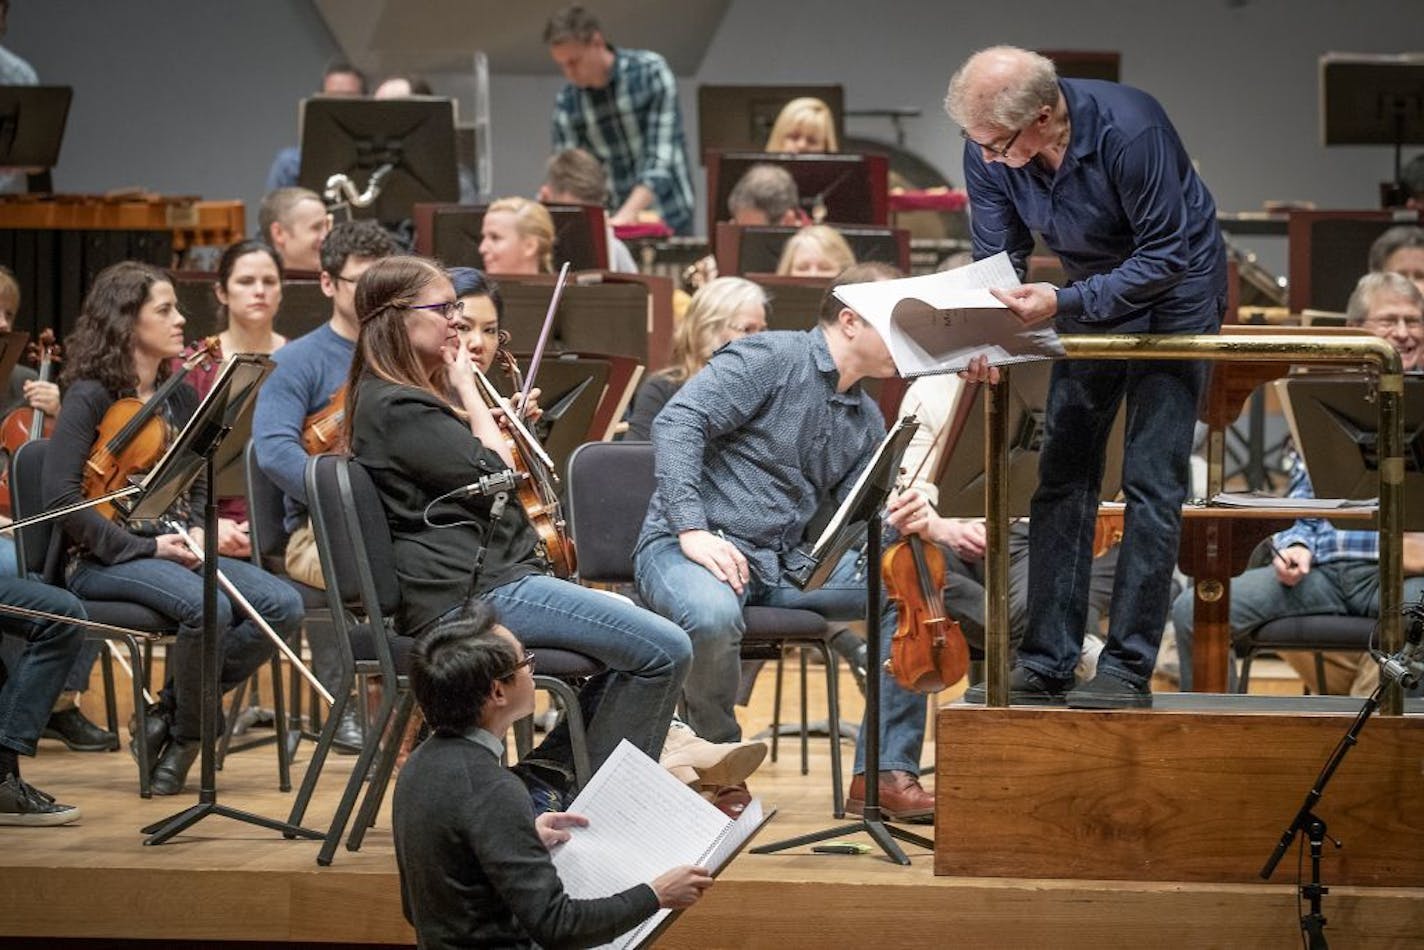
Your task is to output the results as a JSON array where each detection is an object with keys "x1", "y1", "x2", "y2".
[{"x1": 43, "y1": 261, "x2": 303, "y2": 795}]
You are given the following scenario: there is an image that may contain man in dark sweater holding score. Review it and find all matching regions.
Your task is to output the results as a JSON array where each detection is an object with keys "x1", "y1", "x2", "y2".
[{"x1": 393, "y1": 602, "x2": 711, "y2": 950}]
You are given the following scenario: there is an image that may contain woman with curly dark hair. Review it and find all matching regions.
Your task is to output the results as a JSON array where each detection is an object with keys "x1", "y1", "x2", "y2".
[{"x1": 43, "y1": 261, "x2": 303, "y2": 796}]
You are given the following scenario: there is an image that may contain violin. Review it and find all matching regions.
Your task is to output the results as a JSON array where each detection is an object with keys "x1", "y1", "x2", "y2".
[
  {"x1": 475, "y1": 340, "x2": 577, "y2": 578},
  {"x1": 82, "y1": 338, "x2": 218, "y2": 520},
  {"x1": 0, "y1": 330, "x2": 61, "y2": 517},
  {"x1": 302, "y1": 386, "x2": 348, "y2": 455},
  {"x1": 882, "y1": 531, "x2": 970, "y2": 694}
]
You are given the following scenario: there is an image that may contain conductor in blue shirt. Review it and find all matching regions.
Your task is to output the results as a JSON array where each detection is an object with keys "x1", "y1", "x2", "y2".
[{"x1": 948, "y1": 46, "x2": 1226, "y2": 708}]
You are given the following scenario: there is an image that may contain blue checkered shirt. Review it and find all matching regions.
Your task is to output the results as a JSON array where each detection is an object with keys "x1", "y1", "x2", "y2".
[
  {"x1": 552, "y1": 47, "x2": 694, "y2": 235},
  {"x1": 1273, "y1": 455, "x2": 1378, "y2": 564}
]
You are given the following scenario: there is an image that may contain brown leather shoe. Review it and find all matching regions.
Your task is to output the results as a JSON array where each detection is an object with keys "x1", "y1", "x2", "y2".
[
  {"x1": 699, "y1": 782, "x2": 752, "y2": 819},
  {"x1": 844, "y1": 770, "x2": 934, "y2": 822}
]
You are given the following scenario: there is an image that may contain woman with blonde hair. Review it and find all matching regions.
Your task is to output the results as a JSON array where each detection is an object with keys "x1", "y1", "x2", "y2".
[
  {"x1": 775, "y1": 224, "x2": 857, "y2": 278},
  {"x1": 626, "y1": 277, "x2": 768, "y2": 440},
  {"x1": 765, "y1": 97, "x2": 838, "y2": 154},
  {"x1": 479, "y1": 197, "x2": 555, "y2": 275}
]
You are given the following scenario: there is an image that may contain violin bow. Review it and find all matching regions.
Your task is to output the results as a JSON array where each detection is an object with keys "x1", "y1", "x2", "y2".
[{"x1": 517, "y1": 261, "x2": 570, "y2": 416}]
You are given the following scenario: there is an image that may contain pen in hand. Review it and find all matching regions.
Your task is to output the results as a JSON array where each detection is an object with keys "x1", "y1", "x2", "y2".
[{"x1": 1265, "y1": 540, "x2": 1298, "y2": 570}]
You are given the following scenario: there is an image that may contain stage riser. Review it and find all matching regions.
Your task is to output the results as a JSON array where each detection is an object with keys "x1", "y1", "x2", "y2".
[{"x1": 934, "y1": 706, "x2": 1424, "y2": 886}]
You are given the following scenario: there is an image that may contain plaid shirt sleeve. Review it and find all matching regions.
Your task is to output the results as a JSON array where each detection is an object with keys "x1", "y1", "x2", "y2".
[
  {"x1": 551, "y1": 89, "x2": 577, "y2": 151},
  {"x1": 1273, "y1": 455, "x2": 1379, "y2": 563},
  {"x1": 628, "y1": 56, "x2": 683, "y2": 211}
]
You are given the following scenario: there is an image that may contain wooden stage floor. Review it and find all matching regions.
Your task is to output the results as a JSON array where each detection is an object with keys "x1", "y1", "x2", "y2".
[{"x1": 2, "y1": 660, "x2": 1421, "y2": 948}]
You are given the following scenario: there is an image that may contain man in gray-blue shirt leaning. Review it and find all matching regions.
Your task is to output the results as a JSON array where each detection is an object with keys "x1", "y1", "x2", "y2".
[
  {"x1": 251, "y1": 219, "x2": 397, "y2": 750},
  {"x1": 635, "y1": 262, "x2": 938, "y2": 821},
  {"x1": 545, "y1": 5, "x2": 695, "y2": 235},
  {"x1": 949, "y1": 46, "x2": 1227, "y2": 709}
]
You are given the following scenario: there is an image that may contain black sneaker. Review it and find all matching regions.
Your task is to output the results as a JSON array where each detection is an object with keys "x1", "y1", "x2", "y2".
[
  {"x1": 1066, "y1": 669, "x2": 1152, "y2": 709},
  {"x1": 129, "y1": 702, "x2": 173, "y2": 764},
  {"x1": 0, "y1": 773, "x2": 81, "y2": 826},
  {"x1": 43, "y1": 707, "x2": 120, "y2": 752},
  {"x1": 963, "y1": 666, "x2": 1074, "y2": 706}
]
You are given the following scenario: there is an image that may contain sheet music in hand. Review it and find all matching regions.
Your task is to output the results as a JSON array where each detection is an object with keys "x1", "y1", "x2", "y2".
[
  {"x1": 832, "y1": 251, "x2": 1064, "y2": 377},
  {"x1": 550, "y1": 739, "x2": 775, "y2": 949}
]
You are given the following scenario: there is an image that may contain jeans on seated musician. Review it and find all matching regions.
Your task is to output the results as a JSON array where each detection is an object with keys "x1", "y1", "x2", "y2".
[
  {"x1": 1171, "y1": 272, "x2": 1424, "y2": 695},
  {"x1": 393, "y1": 603, "x2": 711, "y2": 950},
  {"x1": 634, "y1": 262, "x2": 941, "y2": 822},
  {"x1": 44, "y1": 262, "x2": 304, "y2": 796},
  {"x1": 897, "y1": 373, "x2": 1121, "y2": 679},
  {"x1": 345, "y1": 256, "x2": 694, "y2": 811},
  {"x1": 251, "y1": 221, "x2": 398, "y2": 752},
  {"x1": 0, "y1": 576, "x2": 86, "y2": 825}
]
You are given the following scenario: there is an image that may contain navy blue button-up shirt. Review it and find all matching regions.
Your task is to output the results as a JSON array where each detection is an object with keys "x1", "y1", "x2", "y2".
[
  {"x1": 964, "y1": 78, "x2": 1226, "y2": 334},
  {"x1": 637, "y1": 328, "x2": 885, "y2": 585}
]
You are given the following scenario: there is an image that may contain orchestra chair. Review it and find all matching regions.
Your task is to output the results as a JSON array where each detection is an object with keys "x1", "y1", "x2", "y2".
[
  {"x1": 11, "y1": 438, "x2": 170, "y2": 798},
  {"x1": 564, "y1": 440, "x2": 846, "y2": 816},
  {"x1": 294, "y1": 454, "x2": 600, "y2": 865},
  {"x1": 243, "y1": 441, "x2": 340, "y2": 752}
]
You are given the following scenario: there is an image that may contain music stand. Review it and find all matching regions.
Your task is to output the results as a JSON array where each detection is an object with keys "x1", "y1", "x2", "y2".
[
  {"x1": 1277, "y1": 374, "x2": 1424, "y2": 530},
  {"x1": 135, "y1": 354, "x2": 323, "y2": 845},
  {"x1": 0, "y1": 86, "x2": 72, "y2": 169},
  {"x1": 418, "y1": 203, "x2": 609, "y2": 271},
  {"x1": 297, "y1": 97, "x2": 459, "y2": 227},
  {"x1": 706, "y1": 151, "x2": 890, "y2": 235},
  {"x1": 715, "y1": 222, "x2": 910, "y2": 275},
  {"x1": 755, "y1": 417, "x2": 934, "y2": 865},
  {"x1": 1320, "y1": 53, "x2": 1424, "y2": 200},
  {"x1": 696, "y1": 84, "x2": 845, "y2": 161},
  {"x1": 935, "y1": 361, "x2": 1127, "y2": 517}
]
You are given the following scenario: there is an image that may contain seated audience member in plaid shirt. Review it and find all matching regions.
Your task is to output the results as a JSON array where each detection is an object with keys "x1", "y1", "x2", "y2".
[{"x1": 1170, "y1": 271, "x2": 1424, "y2": 695}]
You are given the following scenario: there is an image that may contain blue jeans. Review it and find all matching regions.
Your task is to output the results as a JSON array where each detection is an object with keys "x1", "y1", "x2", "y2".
[
  {"x1": 0, "y1": 536, "x2": 101, "y2": 695},
  {"x1": 1171, "y1": 560, "x2": 1424, "y2": 692},
  {"x1": 68, "y1": 556, "x2": 304, "y2": 740},
  {"x1": 481, "y1": 574, "x2": 691, "y2": 774},
  {"x1": 0, "y1": 578, "x2": 86, "y2": 756},
  {"x1": 636, "y1": 536, "x2": 926, "y2": 776},
  {"x1": 1020, "y1": 356, "x2": 1208, "y2": 687}
]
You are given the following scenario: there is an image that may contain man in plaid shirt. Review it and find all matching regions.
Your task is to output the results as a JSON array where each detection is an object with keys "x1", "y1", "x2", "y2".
[
  {"x1": 1170, "y1": 271, "x2": 1424, "y2": 695},
  {"x1": 545, "y1": 6, "x2": 695, "y2": 235}
]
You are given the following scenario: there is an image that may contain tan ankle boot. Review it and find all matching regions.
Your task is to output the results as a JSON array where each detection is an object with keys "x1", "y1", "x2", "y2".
[{"x1": 659, "y1": 720, "x2": 767, "y2": 788}]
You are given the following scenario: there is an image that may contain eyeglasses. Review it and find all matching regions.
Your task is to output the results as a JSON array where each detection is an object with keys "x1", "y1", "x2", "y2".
[
  {"x1": 1364, "y1": 313, "x2": 1424, "y2": 331},
  {"x1": 404, "y1": 300, "x2": 465, "y2": 320},
  {"x1": 959, "y1": 125, "x2": 1024, "y2": 159},
  {"x1": 500, "y1": 651, "x2": 535, "y2": 679}
]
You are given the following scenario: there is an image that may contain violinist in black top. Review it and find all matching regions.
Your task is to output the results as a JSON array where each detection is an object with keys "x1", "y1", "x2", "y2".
[
  {"x1": 43, "y1": 261, "x2": 304, "y2": 796},
  {"x1": 345, "y1": 256, "x2": 691, "y2": 810}
]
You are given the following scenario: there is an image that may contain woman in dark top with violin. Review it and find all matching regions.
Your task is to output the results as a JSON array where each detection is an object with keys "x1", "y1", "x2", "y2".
[
  {"x1": 345, "y1": 256, "x2": 691, "y2": 808},
  {"x1": 43, "y1": 261, "x2": 304, "y2": 795}
]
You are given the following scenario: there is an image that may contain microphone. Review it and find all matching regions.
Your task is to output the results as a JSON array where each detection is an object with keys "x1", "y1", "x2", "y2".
[
  {"x1": 453, "y1": 469, "x2": 526, "y2": 499},
  {"x1": 1374, "y1": 590, "x2": 1424, "y2": 689}
]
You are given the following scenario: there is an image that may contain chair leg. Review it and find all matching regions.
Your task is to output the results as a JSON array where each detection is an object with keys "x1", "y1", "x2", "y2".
[
  {"x1": 770, "y1": 655, "x2": 784, "y2": 763},
  {"x1": 1313, "y1": 652, "x2": 1329, "y2": 696},
  {"x1": 216, "y1": 678, "x2": 249, "y2": 770},
  {"x1": 347, "y1": 690, "x2": 415, "y2": 853},
  {"x1": 98, "y1": 641, "x2": 119, "y2": 737},
  {"x1": 512, "y1": 715, "x2": 534, "y2": 762},
  {"x1": 1238, "y1": 653, "x2": 1254, "y2": 694},
  {"x1": 799, "y1": 649, "x2": 809, "y2": 777},
  {"x1": 123, "y1": 636, "x2": 152, "y2": 798},
  {"x1": 538, "y1": 678, "x2": 591, "y2": 790},
  {"x1": 271, "y1": 656, "x2": 291, "y2": 793},
  {"x1": 317, "y1": 686, "x2": 395, "y2": 866},
  {"x1": 816, "y1": 641, "x2": 845, "y2": 818},
  {"x1": 289, "y1": 670, "x2": 356, "y2": 830}
]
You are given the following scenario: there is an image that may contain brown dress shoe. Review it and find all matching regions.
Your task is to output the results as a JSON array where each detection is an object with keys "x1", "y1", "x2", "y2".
[
  {"x1": 844, "y1": 770, "x2": 934, "y2": 822},
  {"x1": 699, "y1": 782, "x2": 752, "y2": 819}
]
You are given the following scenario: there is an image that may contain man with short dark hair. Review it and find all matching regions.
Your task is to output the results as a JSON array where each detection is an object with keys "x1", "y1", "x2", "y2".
[
  {"x1": 393, "y1": 602, "x2": 711, "y2": 948},
  {"x1": 545, "y1": 5, "x2": 695, "y2": 235},
  {"x1": 252, "y1": 219, "x2": 398, "y2": 750},
  {"x1": 538, "y1": 147, "x2": 638, "y2": 272},
  {"x1": 1369, "y1": 224, "x2": 1424, "y2": 294},
  {"x1": 258, "y1": 187, "x2": 329, "y2": 274},
  {"x1": 634, "y1": 262, "x2": 938, "y2": 821},
  {"x1": 266, "y1": 60, "x2": 368, "y2": 192},
  {"x1": 726, "y1": 163, "x2": 803, "y2": 227}
]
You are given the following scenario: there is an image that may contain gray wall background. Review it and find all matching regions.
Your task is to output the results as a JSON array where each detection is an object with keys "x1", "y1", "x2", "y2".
[{"x1": 7, "y1": 0, "x2": 1417, "y2": 274}]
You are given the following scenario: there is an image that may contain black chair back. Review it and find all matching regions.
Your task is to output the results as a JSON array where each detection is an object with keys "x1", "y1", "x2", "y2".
[
  {"x1": 10, "y1": 438, "x2": 61, "y2": 582},
  {"x1": 565, "y1": 440, "x2": 657, "y2": 585},
  {"x1": 244, "y1": 440, "x2": 291, "y2": 575}
]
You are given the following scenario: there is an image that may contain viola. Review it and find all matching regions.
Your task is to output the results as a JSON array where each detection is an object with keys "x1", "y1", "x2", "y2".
[
  {"x1": 82, "y1": 338, "x2": 218, "y2": 520},
  {"x1": 881, "y1": 533, "x2": 970, "y2": 693},
  {"x1": 0, "y1": 330, "x2": 61, "y2": 517},
  {"x1": 302, "y1": 386, "x2": 348, "y2": 455},
  {"x1": 475, "y1": 344, "x2": 577, "y2": 579}
]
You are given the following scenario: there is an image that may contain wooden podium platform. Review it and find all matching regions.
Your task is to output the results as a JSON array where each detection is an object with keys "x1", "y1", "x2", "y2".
[{"x1": 935, "y1": 697, "x2": 1424, "y2": 887}]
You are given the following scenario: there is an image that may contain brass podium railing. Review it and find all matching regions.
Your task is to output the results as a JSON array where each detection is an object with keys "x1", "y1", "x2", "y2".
[{"x1": 982, "y1": 333, "x2": 1407, "y2": 714}]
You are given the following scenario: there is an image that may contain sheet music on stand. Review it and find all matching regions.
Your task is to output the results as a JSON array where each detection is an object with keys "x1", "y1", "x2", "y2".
[{"x1": 784, "y1": 415, "x2": 919, "y2": 591}]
